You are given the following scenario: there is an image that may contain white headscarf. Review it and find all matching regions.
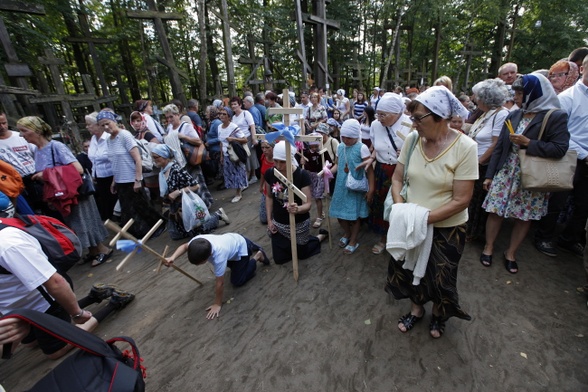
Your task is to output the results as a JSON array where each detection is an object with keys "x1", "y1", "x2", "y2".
[
  {"x1": 376, "y1": 93, "x2": 405, "y2": 114},
  {"x1": 415, "y1": 86, "x2": 470, "y2": 119},
  {"x1": 337, "y1": 89, "x2": 346, "y2": 97},
  {"x1": 340, "y1": 119, "x2": 361, "y2": 139},
  {"x1": 272, "y1": 141, "x2": 298, "y2": 167}
]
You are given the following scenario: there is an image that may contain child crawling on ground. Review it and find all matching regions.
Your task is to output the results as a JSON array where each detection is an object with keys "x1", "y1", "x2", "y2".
[{"x1": 164, "y1": 233, "x2": 268, "y2": 319}]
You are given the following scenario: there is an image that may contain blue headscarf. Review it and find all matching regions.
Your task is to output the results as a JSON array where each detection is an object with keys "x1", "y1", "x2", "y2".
[{"x1": 512, "y1": 73, "x2": 560, "y2": 113}]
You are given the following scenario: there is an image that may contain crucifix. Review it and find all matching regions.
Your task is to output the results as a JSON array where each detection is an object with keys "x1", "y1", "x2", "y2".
[
  {"x1": 126, "y1": 0, "x2": 187, "y2": 104},
  {"x1": 258, "y1": 90, "x2": 326, "y2": 282},
  {"x1": 460, "y1": 43, "x2": 483, "y2": 91}
]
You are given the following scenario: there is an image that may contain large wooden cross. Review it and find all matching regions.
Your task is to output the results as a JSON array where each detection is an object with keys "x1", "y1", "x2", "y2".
[
  {"x1": 126, "y1": 0, "x2": 187, "y2": 104},
  {"x1": 257, "y1": 90, "x2": 324, "y2": 282}
]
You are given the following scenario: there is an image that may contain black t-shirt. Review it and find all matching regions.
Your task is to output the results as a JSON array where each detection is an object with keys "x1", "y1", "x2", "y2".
[{"x1": 265, "y1": 167, "x2": 311, "y2": 224}]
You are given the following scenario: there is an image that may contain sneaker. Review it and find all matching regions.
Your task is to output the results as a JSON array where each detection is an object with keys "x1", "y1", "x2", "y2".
[
  {"x1": 109, "y1": 291, "x2": 135, "y2": 310},
  {"x1": 231, "y1": 195, "x2": 242, "y2": 203},
  {"x1": 535, "y1": 241, "x2": 558, "y2": 257},
  {"x1": 558, "y1": 240, "x2": 584, "y2": 258},
  {"x1": 249, "y1": 176, "x2": 258, "y2": 184},
  {"x1": 89, "y1": 283, "x2": 120, "y2": 302},
  {"x1": 216, "y1": 208, "x2": 230, "y2": 224}
]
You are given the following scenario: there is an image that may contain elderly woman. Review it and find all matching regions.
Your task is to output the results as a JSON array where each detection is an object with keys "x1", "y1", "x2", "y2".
[
  {"x1": 130, "y1": 111, "x2": 160, "y2": 201},
  {"x1": 86, "y1": 112, "x2": 118, "y2": 221},
  {"x1": 258, "y1": 139, "x2": 275, "y2": 224},
  {"x1": 133, "y1": 99, "x2": 164, "y2": 142},
  {"x1": 230, "y1": 96, "x2": 259, "y2": 184},
  {"x1": 481, "y1": 74, "x2": 570, "y2": 273},
  {"x1": 306, "y1": 92, "x2": 328, "y2": 132},
  {"x1": 465, "y1": 79, "x2": 510, "y2": 243},
  {"x1": 329, "y1": 119, "x2": 375, "y2": 254},
  {"x1": 151, "y1": 144, "x2": 228, "y2": 240},
  {"x1": 265, "y1": 142, "x2": 328, "y2": 264},
  {"x1": 218, "y1": 107, "x2": 248, "y2": 203},
  {"x1": 386, "y1": 87, "x2": 476, "y2": 338},
  {"x1": 162, "y1": 104, "x2": 213, "y2": 208},
  {"x1": 97, "y1": 110, "x2": 163, "y2": 238},
  {"x1": 548, "y1": 60, "x2": 579, "y2": 95},
  {"x1": 360, "y1": 93, "x2": 412, "y2": 255},
  {"x1": 335, "y1": 89, "x2": 351, "y2": 120},
  {"x1": 17, "y1": 116, "x2": 112, "y2": 267}
]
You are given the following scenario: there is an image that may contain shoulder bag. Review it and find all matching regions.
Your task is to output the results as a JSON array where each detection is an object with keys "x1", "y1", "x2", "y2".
[
  {"x1": 179, "y1": 122, "x2": 208, "y2": 166},
  {"x1": 518, "y1": 109, "x2": 577, "y2": 192}
]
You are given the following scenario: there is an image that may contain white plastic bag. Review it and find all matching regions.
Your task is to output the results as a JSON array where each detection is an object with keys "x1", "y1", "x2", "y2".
[{"x1": 181, "y1": 189, "x2": 210, "y2": 231}]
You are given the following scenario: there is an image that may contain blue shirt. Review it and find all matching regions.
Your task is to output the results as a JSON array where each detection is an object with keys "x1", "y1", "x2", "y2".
[
  {"x1": 206, "y1": 119, "x2": 221, "y2": 153},
  {"x1": 248, "y1": 106, "x2": 263, "y2": 128},
  {"x1": 254, "y1": 104, "x2": 267, "y2": 130},
  {"x1": 187, "y1": 110, "x2": 203, "y2": 127},
  {"x1": 559, "y1": 80, "x2": 588, "y2": 160}
]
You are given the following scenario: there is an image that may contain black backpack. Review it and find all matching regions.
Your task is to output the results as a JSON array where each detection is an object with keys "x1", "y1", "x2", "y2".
[{"x1": 1, "y1": 309, "x2": 146, "y2": 392}]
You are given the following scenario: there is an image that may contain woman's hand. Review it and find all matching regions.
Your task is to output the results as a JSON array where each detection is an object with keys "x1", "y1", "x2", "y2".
[
  {"x1": 286, "y1": 202, "x2": 301, "y2": 214},
  {"x1": 365, "y1": 190, "x2": 374, "y2": 204},
  {"x1": 267, "y1": 221, "x2": 278, "y2": 235},
  {"x1": 133, "y1": 180, "x2": 142, "y2": 192},
  {"x1": 72, "y1": 309, "x2": 92, "y2": 325},
  {"x1": 482, "y1": 179, "x2": 492, "y2": 191},
  {"x1": 509, "y1": 133, "x2": 530, "y2": 147},
  {"x1": 110, "y1": 181, "x2": 117, "y2": 194}
]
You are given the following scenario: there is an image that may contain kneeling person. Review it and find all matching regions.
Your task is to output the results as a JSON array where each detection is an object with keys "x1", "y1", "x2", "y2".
[{"x1": 165, "y1": 233, "x2": 268, "y2": 319}]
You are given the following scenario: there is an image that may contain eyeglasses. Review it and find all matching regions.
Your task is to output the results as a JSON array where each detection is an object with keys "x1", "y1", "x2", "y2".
[
  {"x1": 549, "y1": 72, "x2": 568, "y2": 79},
  {"x1": 376, "y1": 112, "x2": 399, "y2": 118},
  {"x1": 410, "y1": 112, "x2": 433, "y2": 123}
]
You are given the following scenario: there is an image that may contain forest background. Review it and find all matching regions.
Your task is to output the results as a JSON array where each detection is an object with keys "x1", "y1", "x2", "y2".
[{"x1": 1, "y1": 0, "x2": 587, "y2": 114}]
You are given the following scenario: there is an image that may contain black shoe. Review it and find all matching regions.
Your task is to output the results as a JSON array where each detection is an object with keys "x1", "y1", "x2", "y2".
[
  {"x1": 535, "y1": 241, "x2": 558, "y2": 257},
  {"x1": 216, "y1": 182, "x2": 226, "y2": 191},
  {"x1": 109, "y1": 291, "x2": 135, "y2": 310},
  {"x1": 89, "y1": 283, "x2": 120, "y2": 302},
  {"x1": 557, "y1": 240, "x2": 584, "y2": 258}
]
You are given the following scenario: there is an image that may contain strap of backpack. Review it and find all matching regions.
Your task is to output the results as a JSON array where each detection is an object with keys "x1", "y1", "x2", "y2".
[
  {"x1": 1, "y1": 309, "x2": 117, "y2": 359},
  {"x1": 537, "y1": 109, "x2": 557, "y2": 141}
]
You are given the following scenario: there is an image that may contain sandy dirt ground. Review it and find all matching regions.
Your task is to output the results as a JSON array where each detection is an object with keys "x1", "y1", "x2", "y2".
[{"x1": 1, "y1": 184, "x2": 587, "y2": 392}]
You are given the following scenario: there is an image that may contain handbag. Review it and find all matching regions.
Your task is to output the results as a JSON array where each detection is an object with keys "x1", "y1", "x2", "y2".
[
  {"x1": 228, "y1": 141, "x2": 248, "y2": 164},
  {"x1": 1, "y1": 309, "x2": 145, "y2": 392},
  {"x1": 344, "y1": 146, "x2": 369, "y2": 192},
  {"x1": 517, "y1": 109, "x2": 577, "y2": 192},
  {"x1": 78, "y1": 169, "x2": 96, "y2": 196},
  {"x1": 135, "y1": 139, "x2": 154, "y2": 173},
  {"x1": 178, "y1": 122, "x2": 208, "y2": 166},
  {"x1": 384, "y1": 131, "x2": 419, "y2": 221}
]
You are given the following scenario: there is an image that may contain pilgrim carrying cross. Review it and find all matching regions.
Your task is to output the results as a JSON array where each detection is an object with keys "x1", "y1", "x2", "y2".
[{"x1": 257, "y1": 90, "x2": 323, "y2": 282}]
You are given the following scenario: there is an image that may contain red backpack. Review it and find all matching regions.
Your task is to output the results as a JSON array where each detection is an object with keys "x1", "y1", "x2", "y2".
[{"x1": 0, "y1": 214, "x2": 82, "y2": 275}]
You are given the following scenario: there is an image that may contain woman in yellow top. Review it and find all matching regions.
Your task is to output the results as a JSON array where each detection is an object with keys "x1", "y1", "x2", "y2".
[{"x1": 386, "y1": 86, "x2": 478, "y2": 338}]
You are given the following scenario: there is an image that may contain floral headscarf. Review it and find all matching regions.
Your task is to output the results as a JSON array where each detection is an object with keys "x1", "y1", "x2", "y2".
[{"x1": 548, "y1": 60, "x2": 579, "y2": 94}]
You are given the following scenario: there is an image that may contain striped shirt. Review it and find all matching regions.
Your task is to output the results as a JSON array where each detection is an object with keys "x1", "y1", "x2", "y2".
[{"x1": 107, "y1": 129, "x2": 139, "y2": 184}]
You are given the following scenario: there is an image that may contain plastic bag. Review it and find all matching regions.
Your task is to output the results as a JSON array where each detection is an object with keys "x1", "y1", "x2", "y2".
[{"x1": 181, "y1": 189, "x2": 211, "y2": 231}]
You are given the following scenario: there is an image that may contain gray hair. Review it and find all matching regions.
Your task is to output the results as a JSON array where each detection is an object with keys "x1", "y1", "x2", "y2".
[
  {"x1": 162, "y1": 103, "x2": 180, "y2": 115},
  {"x1": 243, "y1": 96, "x2": 254, "y2": 104},
  {"x1": 85, "y1": 112, "x2": 99, "y2": 124},
  {"x1": 187, "y1": 99, "x2": 199, "y2": 109},
  {"x1": 472, "y1": 78, "x2": 508, "y2": 109}
]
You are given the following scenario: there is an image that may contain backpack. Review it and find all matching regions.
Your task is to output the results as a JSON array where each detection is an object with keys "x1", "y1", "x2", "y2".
[
  {"x1": 0, "y1": 159, "x2": 24, "y2": 198},
  {"x1": 0, "y1": 214, "x2": 82, "y2": 275},
  {"x1": 1, "y1": 309, "x2": 146, "y2": 392},
  {"x1": 135, "y1": 139, "x2": 154, "y2": 173}
]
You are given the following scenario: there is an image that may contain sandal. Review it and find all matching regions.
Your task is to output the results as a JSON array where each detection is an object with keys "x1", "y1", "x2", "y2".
[
  {"x1": 256, "y1": 249, "x2": 270, "y2": 265},
  {"x1": 398, "y1": 310, "x2": 425, "y2": 332},
  {"x1": 78, "y1": 253, "x2": 97, "y2": 265},
  {"x1": 503, "y1": 252, "x2": 518, "y2": 274},
  {"x1": 371, "y1": 242, "x2": 386, "y2": 255},
  {"x1": 91, "y1": 249, "x2": 114, "y2": 268},
  {"x1": 343, "y1": 243, "x2": 360, "y2": 254},
  {"x1": 429, "y1": 314, "x2": 445, "y2": 339},
  {"x1": 480, "y1": 253, "x2": 492, "y2": 267},
  {"x1": 231, "y1": 195, "x2": 242, "y2": 203},
  {"x1": 312, "y1": 217, "x2": 324, "y2": 228},
  {"x1": 338, "y1": 237, "x2": 349, "y2": 248}
]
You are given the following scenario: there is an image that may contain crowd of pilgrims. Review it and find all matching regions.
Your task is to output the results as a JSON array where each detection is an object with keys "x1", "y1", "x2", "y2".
[{"x1": 1, "y1": 45, "x2": 587, "y2": 338}]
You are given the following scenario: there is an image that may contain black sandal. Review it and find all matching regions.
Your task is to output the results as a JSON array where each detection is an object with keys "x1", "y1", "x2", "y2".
[
  {"x1": 429, "y1": 315, "x2": 445, "y2": 339},
  {"x1": 480, "y1": 253, "x2": 492, "y2": 267},
  {"x1": 91, "y1": 249, "x2": 114, "y2": 268},
  {"x1": 398, "y1": 310, "x2": 425, "y2": 333},
  {"x1": 503, "y1": 252, "x2": 518, "y2": 274}
]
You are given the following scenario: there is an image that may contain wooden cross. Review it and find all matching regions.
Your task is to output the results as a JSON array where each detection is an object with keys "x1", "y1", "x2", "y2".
[
  {"x1": 104, "y1": 219, "x2": 203, "y2": 286},
  {"x1": 126, "y1": 0, "x2": 187, "y2": 104},
  {"x1": 460, "y1": 43, "x2": 483, "y2": 91}
]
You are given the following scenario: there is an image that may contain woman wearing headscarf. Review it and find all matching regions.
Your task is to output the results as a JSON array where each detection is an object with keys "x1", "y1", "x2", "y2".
[
  {"x1": 360, "y1": 93, "x2": 412, "y2": 255},
  {"x1": 329, "y1": 119, "x2": 374, "y2": 254},
  {"x1": 481, "y1": 74, "x2": 569, "y2": 273},
  {"x1": 386, "y1": 86, "x2": 477, "y2": 338},
  {"x1": 258, "y1": 139, "x2": 275, "y2": 224},
  {"x1": 151, "y1": 144, "x2": 229, "y2": 240},
  {"x1": 97, "y1": 110, "x2": 164, "y2": 238},
  {"x1": 218, "y1": 107, "x2": 248, "y2": 203},
  {"x1": 465, "y1": 79, "x2": 510, "y2": 242},
  {"x1": 130, "y1": 111, "x2": 161, "y2": 201},
  {"x1": 265, "y1": 142, "x2": 328, "y2": 264},
  {"x1": 133, "y1": 99, "x2": 164, "y2": 142},
  {"x1": 17, "y1": 116, "x2": 113, "y2": 267},
  {"x1": 335, "y1": 89, "x2": 351, "y2": 120},
  {"x1": 548, "y1": 60, "x2": 579, "y2": 95}
]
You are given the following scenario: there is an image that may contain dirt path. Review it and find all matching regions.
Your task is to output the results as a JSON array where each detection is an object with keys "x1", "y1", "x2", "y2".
[{"x1": 1, "y1": 185, "x2": 587, "y2": 391}]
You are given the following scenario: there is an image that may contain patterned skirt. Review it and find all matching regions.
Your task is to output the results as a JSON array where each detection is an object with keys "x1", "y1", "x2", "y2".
[
  {"x1": 222, "y1": 155, "x2": 248, "y2": 190},
  {"x1": 368, "y1": 161, "x2": 396, "y2": 235},
  {"x1": 385, "y1": 225, "x2": 471, "y2": 321},
  {"x1": 309, "y1": 171, "x2": 326, "y2": 200},
  {"x1": 64, "y1": 195, "x2": 108, "y2": 249}
]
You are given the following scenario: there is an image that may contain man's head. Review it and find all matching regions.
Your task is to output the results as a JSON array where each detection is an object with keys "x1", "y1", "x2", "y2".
[
  {"x1": 0, "y1": 113, "x2": 9, "y2": 138},
  {"x1": 188, "y1": 239, "x2": 212, "y2": 265},
  {"x1": 301, "y1": 92, "x2": 309, "y2": 105},
  {"x1": 187, "y1": 99, "x2": 199, "y2": 111},
  {"x1": 568, "y1": 47, "x2": 588, "y2": 69},
  {"x1": 498, "y1": 63, "x2": 518, "y2": 85},
  {"x1": 254, "y1": 93, "x2": 265, "y2": 105},
  {"x1": 582, "y1": 54, "x2": 588, "y2": 86},
  {"x1": 243, "y1": 96, "x2": 254, "y2": 109}
]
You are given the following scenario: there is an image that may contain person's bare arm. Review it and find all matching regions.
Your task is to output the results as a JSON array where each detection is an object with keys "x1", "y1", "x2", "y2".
[
  {"x1": 164, "y1": 243, "x2": 189, "y2": 266},
  {"x1": 43, "y1": 273, "x2": 91, "y2": 324}
]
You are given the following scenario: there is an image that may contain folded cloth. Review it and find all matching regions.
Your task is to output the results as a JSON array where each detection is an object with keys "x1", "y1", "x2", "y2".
[{"x1": 386, "y1": 203, "x2": 434, "y2": 285}]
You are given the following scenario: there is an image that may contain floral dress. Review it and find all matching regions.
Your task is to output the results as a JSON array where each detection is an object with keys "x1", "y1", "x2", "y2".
[{"x1": 482, "y1": 117, "x2": 549, "y2": 221}]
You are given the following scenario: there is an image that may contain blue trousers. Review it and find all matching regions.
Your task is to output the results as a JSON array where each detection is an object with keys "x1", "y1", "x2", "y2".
[{"x1": 227, "y1": 236, "x2": 261, "y2": 286}]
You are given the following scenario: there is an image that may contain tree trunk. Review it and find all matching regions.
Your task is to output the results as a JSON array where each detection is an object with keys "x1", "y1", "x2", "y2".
[
  {"x1": 196, "y1": 0, "x2": 207, "y2": 105},
  {"x1": 205, "y1": 6, "x2": 221, "y2": 97},
  {"x1": 489, "y1": 0, "x2": 509, "y2": 77},
  {"x1": 110, "y1": 0, "x2": 141, "y2": 102},
  {"x1": 381, "y1": 0, "x2": 406, "y2": 89}
]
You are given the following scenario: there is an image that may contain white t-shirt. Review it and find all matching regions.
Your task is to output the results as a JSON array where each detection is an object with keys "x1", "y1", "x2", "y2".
[
  {"x1": 0, "y1": 131, "x2": 37, "y2": 177},
  {"x1": 168, "y1": 121, "x2": 200, "y2": 140},
  {"x1": 232, "y1": 111, "x2": 255, "y2": 138},
  {"x1": 370, "y1": 118, "x2": 411, "y2": 165},
  {"x1": 88, "y1": 131, "x2": 113, "y2": 178},
  {"x1": 218, "y1": 122, "x2": 245, "y2": 154},
  {"x1": 0, "y1": 227, "x2": 56, "y2": 315},
  {"x1": 145, "y1": 116, "x2": 164, "y2": 142},
  {"x1": 189, "y1": 233, "x2": 248, "y2": 277},
  {"x1": 469, "y1": 108, "x2": 509, "y2": 158}
]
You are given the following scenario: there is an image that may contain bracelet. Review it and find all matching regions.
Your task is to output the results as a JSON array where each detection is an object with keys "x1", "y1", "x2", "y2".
[{"x1": 71, "y1": 310, "x2": 85, "y2": 319}]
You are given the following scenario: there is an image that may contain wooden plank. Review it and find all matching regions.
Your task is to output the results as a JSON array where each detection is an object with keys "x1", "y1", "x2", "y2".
[
  {"x1": 126, "y1": 10, "x2": 183, "y2": 20},
  {"x1": 0, "y1": 1, "x2": 45, "y2": 14},
  {"x1": 155, "y1": 55, "x2": 189, "y2": 79},
  {"x1": 70, "y1": 95, "x2": 118, "y2": 108},
  {"x1": 4, "y1": 63, "x2": 32, "y2": 77},
  {"x1": 0, "y1": 85, "x2": 39, "y2": 95},
  {"x1": 268, "y1": 107, "x2": 303, "y2": 115}
]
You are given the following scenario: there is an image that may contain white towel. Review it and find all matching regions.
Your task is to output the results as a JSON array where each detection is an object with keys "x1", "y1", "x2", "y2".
[{"x1": 386, "y1": 203, "x2": 434, "y2": 285}]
